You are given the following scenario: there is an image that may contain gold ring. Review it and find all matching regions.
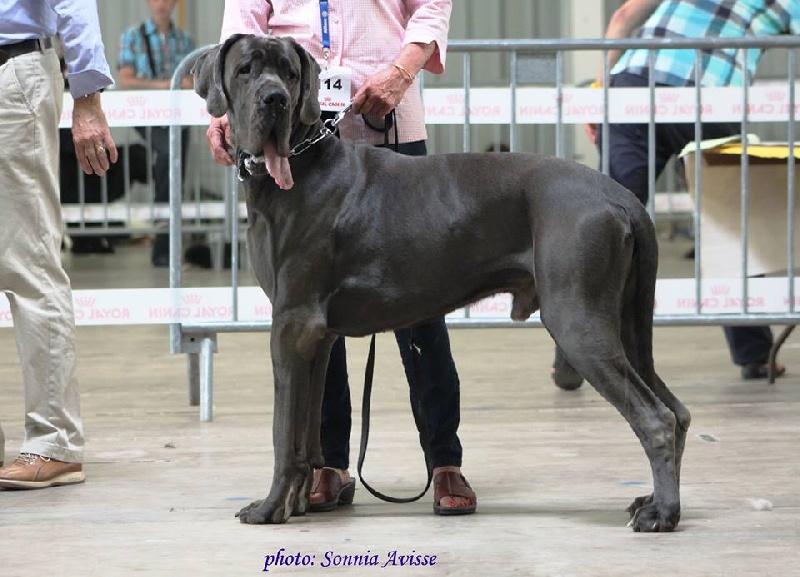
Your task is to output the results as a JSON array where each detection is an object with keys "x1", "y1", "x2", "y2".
[{"x1": 96, "y1": 146, "x2": 105, "y2": 154}]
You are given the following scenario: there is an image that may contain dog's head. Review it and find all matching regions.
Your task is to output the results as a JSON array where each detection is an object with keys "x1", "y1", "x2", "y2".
[{"x1": 193, "y1": 34, "x2": 321, "y2": 189}]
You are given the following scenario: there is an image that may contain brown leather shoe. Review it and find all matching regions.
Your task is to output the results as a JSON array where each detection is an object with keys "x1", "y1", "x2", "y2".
[
  {"x1": 0, "y1": 453, "x2": 85, "y2": 489},
  {"x1": 309, "y1": 467, "x2": 356, "y2": 512}
]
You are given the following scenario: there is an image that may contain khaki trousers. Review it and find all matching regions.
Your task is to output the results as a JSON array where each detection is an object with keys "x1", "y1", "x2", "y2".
[{"x1": 0, "y1": 48, "x2": 83, "y2": 464}]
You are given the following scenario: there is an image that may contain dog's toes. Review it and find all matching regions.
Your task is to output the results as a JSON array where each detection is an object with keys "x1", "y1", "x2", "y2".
[
  {"x1": 626, "y1": 493, "x2": 654, "y2": 519},
  {"x1": 628, "y1": 502, "x2": 679, "y2": 533},
  {"x1": 236, "y1": 497, "x2": 292, "y2": 524},
  {"x1": 236, "y1": 499, "x2": 280, "y2": 524},
  {"x1": 235, "y1": 500, "x2": 260, "y2": 522}
]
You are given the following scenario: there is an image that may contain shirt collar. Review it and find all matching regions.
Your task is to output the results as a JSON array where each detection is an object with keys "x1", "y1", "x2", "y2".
[{"x1": 143, "y1": 18, "x2": 175, "y2": 36}]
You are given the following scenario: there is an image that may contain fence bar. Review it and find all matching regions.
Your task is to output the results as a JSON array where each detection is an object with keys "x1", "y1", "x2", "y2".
[
  {"x1": 509, "y1": 51, "x2": 517, "y2": 152},
  {"x1": 693, "y1": 50, "x2": 703, "y2": 316},
  {"x1": 169, "y1": 45, "x2": 214, "y2": 353},
  {"x1": 463, "y1": 53, "x2": 471, "y2": 153},
  {"x1": 740, "y1": 53, "x2": 751, "y2": 314},
  {"x1": 555, "y1": 50, "x2": 564, "y2": 158},
  {"x1": 647, "y1": 50, "x2": 656, "y2": 219},
  {"x1": 788, "y1": 49, "x2": 797, "y2": 314},
  {"x1": 601, "y1": 49, "x2": 610, "y2": 176}
]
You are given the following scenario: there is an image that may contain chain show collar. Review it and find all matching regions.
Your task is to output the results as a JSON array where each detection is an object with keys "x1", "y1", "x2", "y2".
[{"x1": 236, "y1": 104, "x2": 351, "y2": 182}]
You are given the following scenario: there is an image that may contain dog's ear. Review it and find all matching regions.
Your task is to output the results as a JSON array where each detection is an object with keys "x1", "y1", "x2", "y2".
[
  {"x1": 287, "y1": 37, "x2": 321, "y2": 126},
  {"x1": 192, "y1": 34, "x2": 248, "y2": 118}
]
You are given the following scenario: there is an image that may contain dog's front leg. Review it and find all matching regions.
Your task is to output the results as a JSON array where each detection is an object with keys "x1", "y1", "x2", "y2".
[
  {"x1": 237, "y1": 317, "x2": 327, "y2": 524},
  {"x1": 296, "y1": 333, "x2": 337, "y2": 515}
]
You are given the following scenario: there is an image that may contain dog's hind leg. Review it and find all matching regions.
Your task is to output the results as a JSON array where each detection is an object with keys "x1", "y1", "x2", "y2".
[
  {"x1": 621, "y1": 370, "x2": 691, "y2": 521},
  {"x1": 556, "y1": 320, "x2": 682, "y2": 532},
  {"x1": 618, "y1": 225, "x2": 691, "y2": 521},
  {"x1": 651, "y1": 372, "x2": 689, "y2": 483},
  {"x1": 538, "y1": 225, "x2": 681, "y2": 532},
  {"x1": 237, "y1": 315, "x2": 329, "y2": 524}
]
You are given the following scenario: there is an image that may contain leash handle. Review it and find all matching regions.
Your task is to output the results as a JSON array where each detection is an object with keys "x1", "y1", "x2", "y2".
[{"x1": 356, "y1": 334, "x2": 433, "y2": 504}]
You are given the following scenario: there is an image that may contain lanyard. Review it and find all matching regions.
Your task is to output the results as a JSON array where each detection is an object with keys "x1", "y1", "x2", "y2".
[{"x1": 319, "y1": 0, "x2": 331, "y2": 64}]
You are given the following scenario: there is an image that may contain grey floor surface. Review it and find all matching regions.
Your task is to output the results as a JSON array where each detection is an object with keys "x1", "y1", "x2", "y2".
[{"x1": 0, "y1": 235, "x2": 798, "y2": 577}]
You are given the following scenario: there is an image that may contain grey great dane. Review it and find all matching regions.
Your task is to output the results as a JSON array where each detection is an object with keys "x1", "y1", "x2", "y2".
[{"x1": 193, "y1": 34, "x2": 692, "y2": 532}]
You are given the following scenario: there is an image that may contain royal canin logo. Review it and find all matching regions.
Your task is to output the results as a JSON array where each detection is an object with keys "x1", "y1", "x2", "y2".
[
  {"x1": 75, "y1": 296, "x2": 96, "y2": 307},
  {"x1": 710, "y1": 285, "x2": 730, "y2": 296},
  {"x1": 182, "y1": 294, "x2": 203, "y2": 305}
]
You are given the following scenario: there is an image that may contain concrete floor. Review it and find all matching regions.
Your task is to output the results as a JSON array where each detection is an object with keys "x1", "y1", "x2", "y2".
[{"x1": 0, "y1": 236, "x2": 798, "y2": 576}]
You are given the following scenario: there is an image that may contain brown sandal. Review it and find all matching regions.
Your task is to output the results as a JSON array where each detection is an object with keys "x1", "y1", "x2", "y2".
[
  {"x1": 309, "y1": 468, "x2": 356, "y2": 512},
  {"x1": 433, "y1": 471, "x2": 477, "y2": 516}
]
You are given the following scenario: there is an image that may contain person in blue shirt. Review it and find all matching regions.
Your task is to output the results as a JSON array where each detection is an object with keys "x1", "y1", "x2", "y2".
[
  {"x1": 118, "y1": 0, "x2": 195, "y2": 267},
  {"x1": 0, "y1": 0, "x2": 117, "y2": 489},
  {"x1": 553, "y1": 0, "x2": 800, "y2": 390}
]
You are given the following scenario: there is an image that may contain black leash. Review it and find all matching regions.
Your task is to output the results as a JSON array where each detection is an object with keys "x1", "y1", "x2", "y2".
[
  {"x1": 355, "y1": 110, "x2": 432, "y2": 503},
  {"x1": 356, "y1": 332, "x2": 433, "y2": 503}
]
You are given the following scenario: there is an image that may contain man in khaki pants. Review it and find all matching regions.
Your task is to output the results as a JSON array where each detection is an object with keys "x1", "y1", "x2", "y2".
[{"x1": 0, "y1": 0, "x2": 117, "y2": 489}]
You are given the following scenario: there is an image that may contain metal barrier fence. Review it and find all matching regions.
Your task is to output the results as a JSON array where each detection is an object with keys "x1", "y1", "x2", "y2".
[
  {"x1": 157, "y1": 37, "x2": 800, "y2": 421},
  {"x1": 58, "y1": 45, "x2": 238, "y2": 265}
]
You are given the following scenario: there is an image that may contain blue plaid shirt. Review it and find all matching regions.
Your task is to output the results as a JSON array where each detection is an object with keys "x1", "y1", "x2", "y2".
[
  {"x1": 118, "y1": 18, "x2": 194, "y2": 79},
  {"x1": 612, "y1": 0, "x2": 800, "y2": 87}
]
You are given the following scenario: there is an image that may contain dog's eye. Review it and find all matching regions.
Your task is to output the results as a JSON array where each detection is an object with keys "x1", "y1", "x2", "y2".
[
  {"x1": 238, "y1": 63, "x2": 251, "y2": 76},
  {"x1": 285, "y1": 69, "x2": 299, "y2": 82}
]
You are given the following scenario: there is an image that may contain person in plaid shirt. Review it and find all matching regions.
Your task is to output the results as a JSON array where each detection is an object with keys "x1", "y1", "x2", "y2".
[
  {"x1": 118, "y1": 0, "x2": 195, "y2": 267},
  {"x1": 552, "y1": 0, "x2": 800, "y2": 392}
]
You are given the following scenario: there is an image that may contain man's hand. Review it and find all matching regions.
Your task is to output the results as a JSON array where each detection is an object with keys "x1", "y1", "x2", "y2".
[
  {"x1": 71, "y1": 93, "x2": 118, "y2": 176},
  {"x1": 351, "y1": 64, "x2": 413, "y2": 122},
  {"x1": 584, "y1": 123, "x2": 599, "y2": 145},
  {"x1": 206, "y1": 115, "x2": 234, "y2": 166}
]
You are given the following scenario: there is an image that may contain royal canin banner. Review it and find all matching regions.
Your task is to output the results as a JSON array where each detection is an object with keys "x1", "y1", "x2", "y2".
[
  {"x1": 59, "y1": 84, "x2": 800, "y2": 129},
  {"x1": 1, "y1": 279, "x2": 799, "y2": 327}
]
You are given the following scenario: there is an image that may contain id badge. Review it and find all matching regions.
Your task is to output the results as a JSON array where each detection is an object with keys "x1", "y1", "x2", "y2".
[{"x1": 318, "y1": 66, "x2": 352, "y2": 111}]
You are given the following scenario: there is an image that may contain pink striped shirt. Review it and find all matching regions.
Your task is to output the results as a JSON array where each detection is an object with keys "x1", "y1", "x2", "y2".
[{"x1": 220, "y1": 0, "x2": 451, "y2": 144}]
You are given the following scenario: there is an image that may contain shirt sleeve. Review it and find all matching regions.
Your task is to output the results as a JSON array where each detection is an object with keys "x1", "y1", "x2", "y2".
[
  {"x1": 117, "y1": 27, "x2": 138, "y2": 70},
  {"x1": 789, "y1": 4, "x2": 800, "y2": 34},
  {"x1": 403, "y1": 0, "x2": 452, "y2": 75},
  {"x1": 220, "y1": 0, "x2": 272, "y2": 41},
  {"x1": 48, "y1": 0, "x2": 114, "y2": 97}
]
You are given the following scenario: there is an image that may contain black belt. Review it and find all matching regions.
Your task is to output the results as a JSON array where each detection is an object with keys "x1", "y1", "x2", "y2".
[{"x1": 0, "y1": 38, "x2": 52, "y2": 67}]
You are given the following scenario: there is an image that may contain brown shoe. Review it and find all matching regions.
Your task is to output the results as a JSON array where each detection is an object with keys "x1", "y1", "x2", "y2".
[
  {"x1": 0, "y1": 453, "x2": 85, "y2": 489},
  {"x1": 309, "y1": 467, "x2": 356, "y2": 512}
]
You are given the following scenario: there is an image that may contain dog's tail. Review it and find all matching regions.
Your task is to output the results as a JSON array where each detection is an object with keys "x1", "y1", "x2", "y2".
[
  {"x1": 627, "y1": 204, "x2": 692, "y2": 440},
  {"x1": 626, "y1": 207, "x2": 659, "y2": 385}
]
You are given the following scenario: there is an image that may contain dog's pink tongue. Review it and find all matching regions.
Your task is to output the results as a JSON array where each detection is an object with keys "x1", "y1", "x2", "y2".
[{"x1": 263, "y1": 142, "x2": 293, "y2": 190}]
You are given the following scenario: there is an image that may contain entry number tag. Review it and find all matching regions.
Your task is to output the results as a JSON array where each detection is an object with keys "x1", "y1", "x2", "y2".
[{"x1": 318, "y1": 66, "x2": 352, "y2": 111}]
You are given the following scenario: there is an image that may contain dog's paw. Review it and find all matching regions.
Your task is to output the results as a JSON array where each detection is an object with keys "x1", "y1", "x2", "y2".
[
  {"x1": 626, "y1": 498, "x2": 680, "y2": 533},
  {"x1": 235, "y1": 498, "x2": 290, "y2": 524},
  {"x1": 626, "y1": 493, "x2": 654, "y2": 518}
]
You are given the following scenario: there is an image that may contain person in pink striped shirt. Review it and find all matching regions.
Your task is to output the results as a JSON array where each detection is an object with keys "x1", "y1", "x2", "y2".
[{"x1": 206, "y1": 0, "x2": 476, "y2": 516}]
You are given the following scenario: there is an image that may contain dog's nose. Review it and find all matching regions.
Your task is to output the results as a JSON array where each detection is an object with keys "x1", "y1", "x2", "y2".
[{"x1": 261, "y1": 89, "x2": 288, "y2": 109}]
